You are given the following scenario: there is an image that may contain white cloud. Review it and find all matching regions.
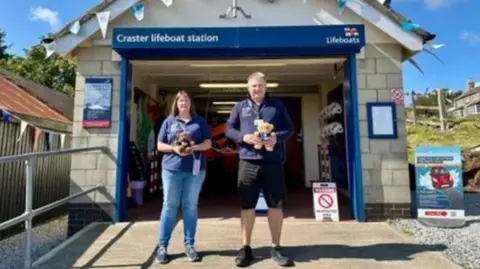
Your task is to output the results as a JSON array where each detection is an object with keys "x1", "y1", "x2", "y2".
[
  {"x1": 393, "y1": 0, "x2": 467, "y2": 10},
  {"x1": 29, "y1": 6, "x2": 61, "y2": 30},
  {"x1": 424, "y1": 0, "x2": 465, "y2": 10},
  {"x1": 459, "y1": 31, "x2": 480, "y2": 46}
]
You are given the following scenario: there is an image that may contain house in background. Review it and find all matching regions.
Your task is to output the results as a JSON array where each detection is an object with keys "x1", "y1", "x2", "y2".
[
  {"x1": 448, "y1": 79, "x2": 480, "y2": 118},
  {"x1": 0, "y1": 68, "x2": 74, "y2": 239},
  {"x1": 0, "y1": 68, "x2": 73, "y2": 133}
]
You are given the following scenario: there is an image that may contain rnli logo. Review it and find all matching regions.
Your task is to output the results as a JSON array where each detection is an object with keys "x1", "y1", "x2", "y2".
[{"x1": 344, "y1": 27, "x2": 359, "y2": 37}]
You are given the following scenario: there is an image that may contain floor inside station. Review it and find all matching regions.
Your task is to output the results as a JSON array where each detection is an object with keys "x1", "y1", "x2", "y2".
[{"x1": 127, "y1": 188, "x2": 353, "y2": 222}]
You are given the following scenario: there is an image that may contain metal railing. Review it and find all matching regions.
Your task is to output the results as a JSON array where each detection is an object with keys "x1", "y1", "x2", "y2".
[{"x1": 0, "y1": 146, "x2": 110, "y2": 269}]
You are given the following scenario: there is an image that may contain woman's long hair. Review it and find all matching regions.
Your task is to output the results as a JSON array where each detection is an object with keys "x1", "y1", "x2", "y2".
[{"x1": 169, "y1": 90, "x2": 197, "y2": 117}]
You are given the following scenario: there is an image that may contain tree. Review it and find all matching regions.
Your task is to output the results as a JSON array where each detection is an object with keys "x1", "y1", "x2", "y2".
[
  {"x1": 0, "y1": 43, "x2": 76, "y2": 96},
  {"x1": 0, "y1": 29, "x2": 10, "y2": 59}
]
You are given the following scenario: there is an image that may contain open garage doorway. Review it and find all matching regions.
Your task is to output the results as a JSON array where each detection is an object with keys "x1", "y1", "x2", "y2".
[
  {"x1": 113, "y1": 25, "x2": 366, "y2": 223},
  {"x1": 124, "y1": 58, "x2": 355, "y2": 222}
]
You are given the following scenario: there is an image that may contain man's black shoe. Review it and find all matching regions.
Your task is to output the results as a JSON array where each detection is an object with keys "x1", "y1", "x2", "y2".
[
  {"x1": 271, "y1": 246, "x2": 294, "y2": 267},
  {"x1": 235, "y1": 245, "x2": 254, "y2": 267}
]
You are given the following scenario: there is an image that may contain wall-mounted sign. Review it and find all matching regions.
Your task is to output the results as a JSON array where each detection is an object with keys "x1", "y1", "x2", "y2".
[
  {"x1": 415, "y1": 146, "x2": 466, "y2": 228},
  {"x1": 366, "y1": 102, "x2": 398, "y2": 139},
  {"x1": 83, "y1": 78, "x2": 113, "y2": 128},
  {"x1": 111, "y1": 25, "x2": 366, "y2": 57}
]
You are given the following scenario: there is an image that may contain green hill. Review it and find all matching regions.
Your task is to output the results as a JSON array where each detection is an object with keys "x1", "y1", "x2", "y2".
[{"x1": 406, "y1": 119, "x2": 480, "y2": 162}]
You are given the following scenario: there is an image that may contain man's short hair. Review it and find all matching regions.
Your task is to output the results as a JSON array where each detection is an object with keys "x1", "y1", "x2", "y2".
[{"x1": 247, "y1": 72, "x2": 266, "y2": 84}]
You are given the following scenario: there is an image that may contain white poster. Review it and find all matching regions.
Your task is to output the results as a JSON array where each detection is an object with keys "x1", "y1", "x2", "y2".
[
  {"x1": 96, "y1": 11, "x2": 110, "y2": 39},
  {"x1": 371, "y1": 106, "x2": 394, "y2": 135}
]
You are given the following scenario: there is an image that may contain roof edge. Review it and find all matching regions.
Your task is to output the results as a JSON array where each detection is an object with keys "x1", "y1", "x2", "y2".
[{"x1": 50, "y1": 0, "x2": 435, "y2": 56}]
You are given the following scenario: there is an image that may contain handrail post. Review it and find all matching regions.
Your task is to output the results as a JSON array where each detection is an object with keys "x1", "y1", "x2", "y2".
[{"x1": 24, "y1": 157, "x2": 35, "y2": 269}]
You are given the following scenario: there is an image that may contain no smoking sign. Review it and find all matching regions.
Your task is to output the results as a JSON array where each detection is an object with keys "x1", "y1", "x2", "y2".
[
  {"x1": 312, "y1": 182, "x2": 339, "y2": 222},
  {"x1": 318, "y1": 194, "x2": 334, "y2": 209}
]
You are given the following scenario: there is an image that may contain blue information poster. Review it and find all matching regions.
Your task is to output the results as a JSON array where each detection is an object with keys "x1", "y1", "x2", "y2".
[
  {"x1": 415, "y1": 146, "x2": 465, "y2": 227},
  {"x1": 83, "y1": 78, "x2": 113, "y2": 128}
]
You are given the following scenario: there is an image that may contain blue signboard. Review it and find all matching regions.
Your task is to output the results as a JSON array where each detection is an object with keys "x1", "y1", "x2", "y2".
[
  {"x1": 83, "y1": 78, "x2": 113, "y2": 128},
  {"x1": 111, "y1": 25, "x2": 366, "y2": 58},
  {"x1": 414, "y1": 146, "x2": 465, "y2": 227}
]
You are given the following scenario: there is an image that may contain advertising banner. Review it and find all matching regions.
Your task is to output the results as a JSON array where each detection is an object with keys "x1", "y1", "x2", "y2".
[
  {"x1": 415, "y1": 146, "x2": 466, "y2": 227},
  {"x1": 83, "y1": 78, "x2": 113, "y2": 128}
]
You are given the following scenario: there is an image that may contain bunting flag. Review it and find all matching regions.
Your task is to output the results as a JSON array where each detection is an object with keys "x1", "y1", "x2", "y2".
[
  {"x1": 426, "y1": 41, "x2": 445, "y2": 50},
  {"x1": 45, "y1": 132, "x2": 53, "y2": 151},
  {"x1": 423, "y1": 47, "x2": 444, "y2": 64},
  {"x1": 1, "y1": 110, "x2": 11, "y2": 122},
  {"x1": 17, "y1": 121, "x2": 28, "y2": 142},
  {"x1": 401, "y1": 21, "x2": 420, "y2": 32},
  {"x1": 41, "y1": 38, "x2": 56, "y2": 59},
  {"x1": 60, "y1": 134, "x2": 66, "y2": 149},
  {"x1": 96, "y1": 11, "x2": 111, "y2": 39},
  {"x1": 132, "y1": 3, "x2": 145, "y2": 21},
  {"x1": 161, "y1": 0, "x2": 173, "y2": 7},
  {"x1": 69, "y1": 20, "x2": 81, "y2": 35},
  {"x1": 408, "y1": 58, "x2": 424, "y2": 75},
  {"x1": 337, "y1": 0, "x2": 347, "y2": 14},
  {"x1": 33, "y1": 127, "x2": 41, "y2": 150}
]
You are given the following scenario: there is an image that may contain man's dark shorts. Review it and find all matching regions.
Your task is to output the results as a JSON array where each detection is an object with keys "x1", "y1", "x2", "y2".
[{"x1": 237, "y1": 159, "x2": 286, "y2": 209}]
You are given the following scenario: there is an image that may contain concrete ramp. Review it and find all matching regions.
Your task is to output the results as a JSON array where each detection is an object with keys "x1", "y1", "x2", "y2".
[{"x1": 37, "y1": 219, "x2": 461, "y2": 269}]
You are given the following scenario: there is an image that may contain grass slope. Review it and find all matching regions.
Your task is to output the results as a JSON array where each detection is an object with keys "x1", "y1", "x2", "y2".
[{"x1": 406, "y1": 120, "x2": 480, "y2": 162}]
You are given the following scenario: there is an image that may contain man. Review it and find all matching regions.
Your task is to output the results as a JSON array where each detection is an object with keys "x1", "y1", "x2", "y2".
[{"x1": 225, "y1": 72, "x2": 295, "y2": 267}]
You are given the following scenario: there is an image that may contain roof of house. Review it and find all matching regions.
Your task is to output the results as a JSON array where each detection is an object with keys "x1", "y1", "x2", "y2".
[
  {"x1": 454, "y1": 87, "x2": 480, "y2": 101},
  {"x1": 0, "y1": 69, "x2": 73, "y2": 123},
  {"x1": 49, "y1": 0, "x2": 436, "y2": 46}
]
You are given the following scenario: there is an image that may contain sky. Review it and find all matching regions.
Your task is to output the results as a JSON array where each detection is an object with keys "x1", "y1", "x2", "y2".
[{"x1": 0, "y1": 0, "x2": 478, "y2": 99}]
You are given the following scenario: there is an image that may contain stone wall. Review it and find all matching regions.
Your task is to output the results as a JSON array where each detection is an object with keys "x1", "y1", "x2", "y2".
[
  {"x1": 356, "y1": 44, "x2": 411, "y2": 221},
  {"x1": 68, "y1": 46, "x2": 120, "y2": 235}
]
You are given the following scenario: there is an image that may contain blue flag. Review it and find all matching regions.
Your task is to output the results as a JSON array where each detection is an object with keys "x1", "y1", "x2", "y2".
[
  {"x1": 338, "y1": 0, "x2": 347, "y2": 14},
  {"x1": 401, "y1": 21, "x2": 420, "y2": 32},
  {"x1": 132, "y1": 3, "x2": 144, "y2": 21},
  {"x1": 1, "y1": 110, "x2": 11, "y2": 122}
]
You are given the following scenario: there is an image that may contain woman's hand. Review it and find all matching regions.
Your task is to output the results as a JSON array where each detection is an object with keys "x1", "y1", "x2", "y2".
[{"x1": 172, "y1": 145, "x2": 190, "y2": 156}]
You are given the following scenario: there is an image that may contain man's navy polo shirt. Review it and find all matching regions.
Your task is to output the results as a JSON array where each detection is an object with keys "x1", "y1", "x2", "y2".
[{"x1": 225, "y1": 96, "x2": 294, "y2": 163}]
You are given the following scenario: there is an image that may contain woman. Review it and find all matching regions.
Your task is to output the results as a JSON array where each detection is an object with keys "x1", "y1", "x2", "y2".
[{"x1": 155, "y1": 90, "x2": 211, "y2": 264}]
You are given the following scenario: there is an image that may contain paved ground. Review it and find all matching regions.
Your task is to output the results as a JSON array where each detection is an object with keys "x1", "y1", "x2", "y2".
[{"x1": 37, "y1": 218, "x2": 462, "y2": 269}]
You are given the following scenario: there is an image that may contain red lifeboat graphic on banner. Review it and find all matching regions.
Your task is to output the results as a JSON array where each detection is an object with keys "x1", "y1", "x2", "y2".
[{"x1": 430, "y1": 165, "x2": 453, "y2": 189}]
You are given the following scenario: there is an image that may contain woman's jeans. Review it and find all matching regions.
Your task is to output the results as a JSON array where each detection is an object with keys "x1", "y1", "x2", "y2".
[{"x1": 159, "y1": 169, "x2": 206, "y2": 247}]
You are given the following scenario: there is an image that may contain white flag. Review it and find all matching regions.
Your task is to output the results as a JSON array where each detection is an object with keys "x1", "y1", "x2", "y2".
[
  {"x1": 426, "y1": 41, "x2": 445, "y2": 50},
  {"x1": 161, "y1": 0, "x2": 173, "y2": 7},
  {"x1": 132, "y1": 3, "x2": 145, "y2": 21},
  {"x1": 70, "y1": 20, "x2": 81, "y2": 35},
  {"x1": 16, "y1": 121, "x2": 28, "y2": 142},
  {"x1": 96, "y1": 11, "x2": 110, "y2": 39},
  {"x1": 42, "y1": 39, "x2": 56, "y2": 58},
  {"x1": 60, "y1": 134, "x2": 66, "y2": 149}
]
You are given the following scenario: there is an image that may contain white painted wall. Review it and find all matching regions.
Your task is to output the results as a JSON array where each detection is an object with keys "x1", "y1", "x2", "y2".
[{"x1": 301, "y1": 93, "x2": 321, "y2": 187}]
